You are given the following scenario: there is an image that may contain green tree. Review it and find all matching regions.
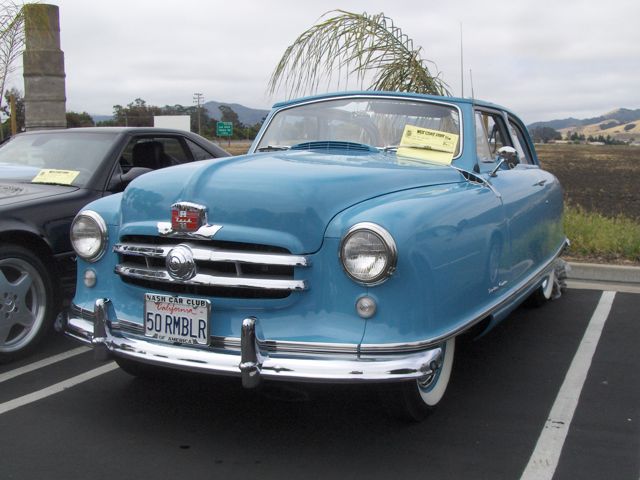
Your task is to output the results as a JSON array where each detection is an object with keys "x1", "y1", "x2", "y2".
[
  {"x1": 0, "y1": 1, "x2": 25, "y2": 126},
  {"x1": 112, "y1": 98, "x2": 161, "y2": 127},
  {"x1": 218, "y1": 105, "x2": 242, "y2": 128},
  {"x1": 66, "y1": 111, "x2": 94, "y2": 127},
  {"x1": 1, "y1": 85, "x2": 22, "y2": 136},
  {"x1": 530, "y1": 126, "x2": 562, "y2": 143},
  {"x1": 268, "y1": 10, "x2": 449, "y2": 99}
]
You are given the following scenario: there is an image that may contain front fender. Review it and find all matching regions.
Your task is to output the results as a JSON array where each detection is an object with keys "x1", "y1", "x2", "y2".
[{"x1": 327, "y1": 182, "x2": 506, "y2": 345}]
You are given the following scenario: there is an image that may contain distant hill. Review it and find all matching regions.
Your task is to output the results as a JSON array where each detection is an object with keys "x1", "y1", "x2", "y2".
[
  {"x1": 204, "y1": 101, "x2": 270, "y2": 126},
  {"x1": 89, "y1": 101, "x2": 270, "y2": 127},
  {"x1": 528, "y1": 108, "x2": 640, "y2": 142}
]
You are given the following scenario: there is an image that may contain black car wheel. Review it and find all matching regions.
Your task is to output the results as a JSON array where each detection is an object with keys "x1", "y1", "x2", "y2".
[{"x1": 0, "y1": 245, "x2": 55, "y2": 361}]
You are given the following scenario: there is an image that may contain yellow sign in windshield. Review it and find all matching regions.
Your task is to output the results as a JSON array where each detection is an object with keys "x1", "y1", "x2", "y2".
[
  {"x1": 31, "y1": 169, "x2": 80, "y2": 185},
  {"x1": 397, "y1": 125, "x2": 459, "y2": 165}
]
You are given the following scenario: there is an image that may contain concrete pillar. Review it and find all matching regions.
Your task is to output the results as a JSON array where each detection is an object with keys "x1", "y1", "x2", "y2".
[{"x1": 23, "y1": 4, "x2": 66, "y2": 130}]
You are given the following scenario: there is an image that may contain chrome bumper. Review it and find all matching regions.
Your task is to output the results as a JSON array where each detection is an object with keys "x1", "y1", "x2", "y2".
[{"x1": 64, "y1": 299, "x2": 443, "y2": 388}]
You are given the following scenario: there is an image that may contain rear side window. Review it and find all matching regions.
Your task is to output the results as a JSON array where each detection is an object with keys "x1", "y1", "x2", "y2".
[
  {"x1": 474, "y1": 110, "x2": 509, "y2": 172},
  {"x1": 508, "y1": 120, "x2": 534, "y2": 165},
  {"x1": 186, "y1": 139, "x2": 214, "y2": 160}
]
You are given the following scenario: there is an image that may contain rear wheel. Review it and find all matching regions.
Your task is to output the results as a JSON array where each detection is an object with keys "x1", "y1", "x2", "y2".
[
  {"x1": 0, "y1": 245, "x2": 55, "y2": 362},
  {"x1": 381, "y1": 337, "x2": 456, "y2": 421}
]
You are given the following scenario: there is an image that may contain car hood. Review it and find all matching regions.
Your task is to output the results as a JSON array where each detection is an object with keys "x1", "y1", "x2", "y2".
[
  {"x1": 0, "y1": 180, "x2": 78, "y2": 207},
  {"x1": 120, "y1": 150, "x2": 464, "y2": 253}
]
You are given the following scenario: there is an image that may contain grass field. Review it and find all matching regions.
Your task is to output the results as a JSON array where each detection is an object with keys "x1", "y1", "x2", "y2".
[
  {"x1": 537, "y1": 144, "x2": 640, "y2": 264},
  {"x1": 214, "y1": 141, "x2": 640, "y2": 264}
]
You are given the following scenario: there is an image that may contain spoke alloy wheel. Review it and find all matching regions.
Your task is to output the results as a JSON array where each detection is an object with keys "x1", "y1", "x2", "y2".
[{"x1": 0, "y1": 257, "x2": 47, "y2": 353}]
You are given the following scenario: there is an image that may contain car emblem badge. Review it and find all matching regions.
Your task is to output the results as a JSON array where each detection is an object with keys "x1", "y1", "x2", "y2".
[
  {"x1": 171, "y1": 202, "x2": 207, "y2": 232},
  {"x1": 166, "y1": 245, "x2": 197, "y2": 281}
]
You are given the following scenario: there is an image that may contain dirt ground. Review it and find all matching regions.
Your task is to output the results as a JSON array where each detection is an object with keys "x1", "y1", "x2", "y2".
[{"x1": 536, "y1": 144, "x2": 640, "y2": 221}]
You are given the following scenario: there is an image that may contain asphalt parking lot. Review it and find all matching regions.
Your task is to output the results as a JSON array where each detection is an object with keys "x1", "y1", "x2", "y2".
[{"x1": 0, "y1": 288, "x2": 638, "y2": 480}]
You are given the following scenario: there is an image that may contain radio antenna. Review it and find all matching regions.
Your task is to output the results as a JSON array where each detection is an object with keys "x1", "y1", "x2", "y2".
[
  {"x1": 470, "y1": 69, "x2": 475, "y2": 100},
  {"x1": 460, "y1": 22, "x2": 464, "y2": 98}
]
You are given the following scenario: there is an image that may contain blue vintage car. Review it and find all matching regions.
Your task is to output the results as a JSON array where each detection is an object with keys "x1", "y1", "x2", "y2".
[{"x1": 64, "y1": 92, "x2": 567, "y2": 420}]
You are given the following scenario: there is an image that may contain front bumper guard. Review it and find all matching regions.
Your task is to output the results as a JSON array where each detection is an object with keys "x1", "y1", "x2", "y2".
[{"x1": 65, "y1": 299, "x2": 443, "y2": 389}]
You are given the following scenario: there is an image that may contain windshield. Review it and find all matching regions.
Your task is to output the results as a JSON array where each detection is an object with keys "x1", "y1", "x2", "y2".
[
  {"x1": 0, "y1": 131, "x2": 117, "y2": 187},
  {"x1": 256, "y1": 97, "x2": 461, "y2": 158}
]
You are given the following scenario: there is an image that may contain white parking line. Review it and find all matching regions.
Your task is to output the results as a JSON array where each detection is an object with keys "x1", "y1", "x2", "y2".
[
  {"x1": 0, "y1": 362, "x2": 118, "y2": 415},
  {"x1": 0, "y1": 347, "x2": 91, "y2": 384},
  {"x1": 520, "y1": 290, "x2": 617, "y2": 480}
]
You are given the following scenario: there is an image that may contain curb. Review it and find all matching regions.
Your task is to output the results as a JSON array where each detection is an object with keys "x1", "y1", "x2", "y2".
[{"x1": 567, "y1": 262, "x2": 640, "y2": 285}]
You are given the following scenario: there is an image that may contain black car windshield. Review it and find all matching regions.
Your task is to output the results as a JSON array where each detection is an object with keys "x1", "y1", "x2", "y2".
[
  {"x1": 256, "y1": 97, "x2": 461, "y2": 161},
  {"x1": 0, "y1": 131, "x2": 118, "y2": 187}
]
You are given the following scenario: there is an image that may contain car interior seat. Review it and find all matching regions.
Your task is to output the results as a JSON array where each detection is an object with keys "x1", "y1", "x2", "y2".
[{"x1": 131, "y1": 141, "x2": 166, "y2": 170}]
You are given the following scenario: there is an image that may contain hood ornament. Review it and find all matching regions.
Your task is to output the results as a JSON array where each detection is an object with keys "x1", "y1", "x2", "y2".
[
  {"x1": 157, "y1": 202, "x2": 222, "y2": 239},
  {"x1": 171, "y1": 202, "x2": 205, "y2": 232}
]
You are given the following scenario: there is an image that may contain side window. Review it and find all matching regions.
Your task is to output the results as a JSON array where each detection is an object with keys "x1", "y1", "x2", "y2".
[
  {"x1": 475, "y1": 111, "x2": 493, "y2": 164},
  {"x1": 157, "y1": 137, "x2": 190, "y2": 164},
  {"x1": 508, "y1": 120, "x2": 534, "y2": 165},
  {"x1": 119, "y1": 136, "x2": 191, "y2": 172},
  {"x1": 186, "y1": 139, "x2": 214, "y2": 161},
  {"x1": 475, "y1": 110, "x2": 509, "y2": 172}
]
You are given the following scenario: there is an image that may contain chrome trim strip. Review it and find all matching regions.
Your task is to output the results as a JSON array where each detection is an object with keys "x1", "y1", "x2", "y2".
[
  {"x1": 65, "y1": 302, "x2": 443, "y2": 385},
  {"x1": 115, "y1": 264, "x2": 308, "y2": 291},
  {"x1": 114, "y1": 242, "x2": 309, "y2": 267},
  {"x1": 359, "y1": 239, "x2": 569, "y2": 354}
]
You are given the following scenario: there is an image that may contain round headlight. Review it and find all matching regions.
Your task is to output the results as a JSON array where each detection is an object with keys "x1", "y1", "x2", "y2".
[
  {"x1": 71, "y1": 210, "x2": 108, "y2": 262},
  {"x1": 340, "y1": 223, "x2": 397, "y2": 285}
]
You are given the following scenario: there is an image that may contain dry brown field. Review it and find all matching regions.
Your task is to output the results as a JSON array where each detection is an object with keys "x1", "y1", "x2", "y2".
[{"x1": 537, "y1": 144, "x2": 640, "y2": 221}]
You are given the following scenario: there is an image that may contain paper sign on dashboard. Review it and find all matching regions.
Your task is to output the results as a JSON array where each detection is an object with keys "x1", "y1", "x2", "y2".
[
  {"x1": 31, "y1": 169, "x2": 80, "y2": 185},
  {"x1": 397, "y1": 125, "x2": 459, "y2": 165}
]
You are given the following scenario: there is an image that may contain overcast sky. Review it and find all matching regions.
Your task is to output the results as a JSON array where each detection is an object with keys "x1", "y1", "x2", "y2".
[{"x1": 10, "y1": 0, "x2": 639, "y2": 124}]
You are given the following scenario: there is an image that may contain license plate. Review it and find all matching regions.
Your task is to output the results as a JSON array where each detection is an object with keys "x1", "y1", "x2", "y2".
[{"x1": 144, "y1": 293, "x2": 210, "y2": 345}]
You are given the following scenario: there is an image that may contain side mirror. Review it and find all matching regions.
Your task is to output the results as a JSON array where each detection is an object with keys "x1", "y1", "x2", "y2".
[
  {"x1": 497, "y1": 146, "x2": 519, "y2": 166},
  {"x1": 490, "y1": 146, "x2": 519, "y2": 177},
  {"x1": 108, "y1": 167, "x2": 152, "y2": 191}
]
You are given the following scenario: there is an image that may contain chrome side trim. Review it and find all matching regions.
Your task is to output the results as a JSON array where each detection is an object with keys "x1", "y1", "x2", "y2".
[
  {"x1": 114, "y1": 242, "x2": 309, "y2": 267},
  {"x1": 114, "y1": 264, "x2": 308, "y2": 291}
]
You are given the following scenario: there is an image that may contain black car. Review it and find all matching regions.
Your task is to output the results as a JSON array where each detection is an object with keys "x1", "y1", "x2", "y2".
[{"x1": 0, "y1": 127, "x2": 230, "y2": 360}]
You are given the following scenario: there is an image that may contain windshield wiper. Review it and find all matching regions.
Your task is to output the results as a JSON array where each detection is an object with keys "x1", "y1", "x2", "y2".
[
  {"x1": 379, "y1": 145, "x2": 399, "y2": 152},
  {"x1": 256, "y1": 145, "x2": 290, "y2": 152}
]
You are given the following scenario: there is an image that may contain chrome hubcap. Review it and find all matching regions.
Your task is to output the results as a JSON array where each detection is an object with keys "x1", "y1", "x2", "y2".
[{"x1": 0, "y1": 258, "x2": 46, "y2": 353}]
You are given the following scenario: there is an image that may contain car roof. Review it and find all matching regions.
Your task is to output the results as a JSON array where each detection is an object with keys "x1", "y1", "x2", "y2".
[{"x1": 16, "y1": 127, "x2": 198, "y2": 136}]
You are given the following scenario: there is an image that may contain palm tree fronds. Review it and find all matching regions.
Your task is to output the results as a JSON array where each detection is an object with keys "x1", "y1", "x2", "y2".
[{"x1": 268, "y1": 10, "x2": 450, "y2": 99}]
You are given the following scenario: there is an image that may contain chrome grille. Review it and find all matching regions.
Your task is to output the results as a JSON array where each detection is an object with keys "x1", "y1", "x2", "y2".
[{"x1": 114, "y1": 236, "x2": 309, "y2": 299}]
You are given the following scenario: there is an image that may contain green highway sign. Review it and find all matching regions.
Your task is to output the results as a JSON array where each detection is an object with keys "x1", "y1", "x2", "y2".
[{"x1": 216, "y1": 122, "x2": 233, "y2": 137}]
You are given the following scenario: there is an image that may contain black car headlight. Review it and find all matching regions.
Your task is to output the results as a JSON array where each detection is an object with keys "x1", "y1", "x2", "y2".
[
  {"x1": 71, "y1": 210, "x2": 108, "y2": 262},
  {"x1": 340, "y1": 222, "x2": 397, "y2": 285}
]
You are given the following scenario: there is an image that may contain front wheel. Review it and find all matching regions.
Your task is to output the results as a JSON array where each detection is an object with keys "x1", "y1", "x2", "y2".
[
  {"x1": 381, "y1": 337, "x2": 456, "y2": 422},
  {"x1": 0, "y1": 245, "x2": 55, "y2": 362},
  {"x1": 525, "y1": 269, "x2": 556, "y2": 308}
]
